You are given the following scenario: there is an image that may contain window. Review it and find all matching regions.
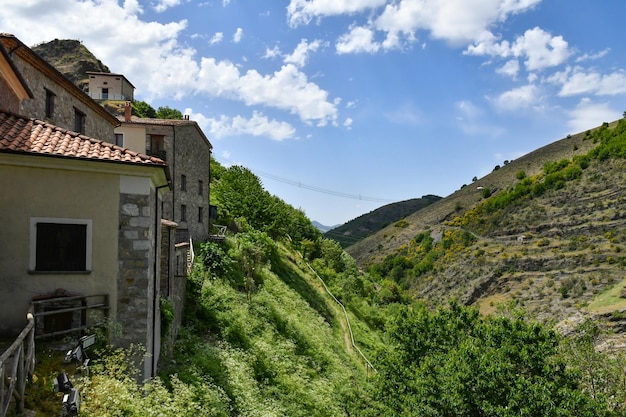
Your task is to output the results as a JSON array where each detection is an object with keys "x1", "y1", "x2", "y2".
[
  {"x1": 180, "y1": 174, "x2": 187, "y2": 191},
  {"x1": 146, "y1": 134, "x2": 166, "y2": 160},
  {"x1": 29, "y1": 218, "x2": 92, "y2": 272},
  {"x1": 198, "y1": 207, "x2": 204, "y2": 223},
  {"x1": 198, "y1": 180, "x2": 203, "y2": 196},
  {"x1": 147, "y1": 134, "x2": 164, "y2": 151},
  {"x1": 180, "y1": 204, "x2": 187, "y2": 222},
  {"x1": 114, "y1": 133, "x2": 124, "y2": 147},
  {"x1": 102, "y1": 87, "x2": 109, "y2": 99},
  {"x1": 45, "y1": 89, "x2": 55, "y2": 118},
  {"x1": 74, "y1": 108, "x2": 86, "y2": 134}
]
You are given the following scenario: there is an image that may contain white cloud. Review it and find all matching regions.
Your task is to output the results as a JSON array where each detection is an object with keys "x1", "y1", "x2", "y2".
[
  {"x1": 153, "y1": 0, "x2": 183, "y2": 13},
  {"x1": 284, "y1": 39, "x2": 324, "y2": 67},
  {"x1": 343, "y1": 117, "x2": 353, "y2": 129},
  {"x1": 374, "y1": 0, "x2": 540, "y2": 47},
  {"x1": 549, "y1": 67, "x2": 626, "y2": 97},
  {"x1": 263, "y1": 45, "x2": 282, "y2": 59},
  {"x1": 492, "y1": 84, "x2": 541, "y2": 111},
  {"x1": 187, "y1": 109, "x2": 296, "y2": 141},
  {"x1": 233, "y1": 27, "x2": 244, "y2": 43},
  {"x1": 566, "y1": 98, "x2": 620, "y2": 133},
  {"x1": 496, "y1": 59, "x2": 520, "y2": 78},
  {"x1": 466, "y1": 27, "x2": 571, "y2": 71},
  {"x1": 336, "y1": 26, "x2": 380, "y2": 54},
  {"x1": 511, "y1": 27, "x2": 570, "y2": 71},
  {"x1": 287, "y1": 0, "x2": 387, "y2": 27},
  {"x1": 0, "y1": 0, "x2": 339, "y2": 126},
  {"x1": 209, "y1": 32, "x2": 224, "y2": 45},
  {"x1": 576, "y1": 48, "x2": 610, "y2": 63}
]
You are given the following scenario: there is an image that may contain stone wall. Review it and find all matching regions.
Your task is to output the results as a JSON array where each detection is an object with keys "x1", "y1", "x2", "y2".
[
  {"x1": 11, "y1": 54, "x2": 115, "y2": 141},
  {"x1": 144, "y1": 122, "x2": 211, "y2": 244},
  {"x1": 0, "y1": 75, "x2": 21, "y2": 113},
  {"x1": 117, "y1": 191, "x2": 159, "y2": 378},
  {"x1": 172, "y1": 123, "x2": 211, "y2": 243}
]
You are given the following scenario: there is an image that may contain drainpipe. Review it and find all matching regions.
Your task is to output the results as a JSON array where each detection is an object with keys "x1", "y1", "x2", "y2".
[{"x1": 152, "y1": 182, "x2": 170, "y2": 378}]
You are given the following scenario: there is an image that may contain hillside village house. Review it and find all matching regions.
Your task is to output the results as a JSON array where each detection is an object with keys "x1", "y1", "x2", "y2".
[
  {"x1": 87, "y1": 71, "x2": 135, "y2": 101},
  {"x1": 0, "y1": 33, "x2": 176, "y2": 379},
  {"x1": 115, "y1": 104, "x2": 213, "y2": 245}
]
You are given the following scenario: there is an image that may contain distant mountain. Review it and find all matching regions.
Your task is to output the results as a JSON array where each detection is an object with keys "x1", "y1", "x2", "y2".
[
  {"x1": 312, "y1": 220, "x2": 339, "y2": 233},
  {"x1": 31, "y1": 39, "x2": 110, "y2": 92},
  {"x1": 325, "y1": 195, "x2": 442, "y2": 248}
]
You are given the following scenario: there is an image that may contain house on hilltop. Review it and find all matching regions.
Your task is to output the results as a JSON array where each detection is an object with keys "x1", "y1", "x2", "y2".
[{"x1": 87, "y1": 71, "x2": 135, "y2": 101}]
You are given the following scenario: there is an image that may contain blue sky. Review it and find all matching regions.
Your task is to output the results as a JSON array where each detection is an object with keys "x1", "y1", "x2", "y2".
[{"x1": 3, "y1": 1, "x2": 626, "y2": 226}]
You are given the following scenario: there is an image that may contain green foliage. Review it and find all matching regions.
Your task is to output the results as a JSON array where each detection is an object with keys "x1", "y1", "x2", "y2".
[
  {"x1": 197, "y1": 241, "x2": 232, "y2": 277},
  {"x1": 394, "y1": 219, "x2": 409, "y2": 228},
  {"x1": 212, "y1": 164, "x2": 320, "y2": 241},
  {"x1": 156, "y1": 105, "x2": 184, "y2": 120},
  {"x1": 80, "y1": 346, "x2": 231, "y2": 416},
  {"x1": 560, "y1": 319, "x2": 626, "y2": 414},
  {"x1": 132, "y1": 100, "x2": 156, "y2": 118},
  {"x1": 375, "y1": 302, "x2": 610, "y2": 416},
  {"x1": 160, "y1": 296, "x2": 175, "y2": 337}
]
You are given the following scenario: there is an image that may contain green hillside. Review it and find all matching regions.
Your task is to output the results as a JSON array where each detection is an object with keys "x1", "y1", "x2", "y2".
[
  {"x1": 325, "y1": 195, "x2": 441, "y2": 248},
  {"x1": 348, "y1": 119, "x2": 626, "y2": 327}
]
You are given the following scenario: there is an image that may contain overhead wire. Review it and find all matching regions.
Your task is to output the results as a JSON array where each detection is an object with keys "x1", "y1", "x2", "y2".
[{"x1": 215, "y1": 157, "x2": 396, "y2": 203}]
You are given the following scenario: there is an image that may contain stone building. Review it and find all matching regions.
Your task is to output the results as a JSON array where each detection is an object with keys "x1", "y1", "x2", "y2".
[
  {"x1": 0, "y1": 110, "x2": 170, "y2": 379},
  {"x1": 0, "y1": 33, "x2": 119, "y2": 140},
  {"x1": 0, "y1": 33, "x2": 176, "y2": 380},
  {"x1": 115, "y1": 106, "x2": 213, "y2": 244},
  {"x1": 87, "y1": 71, "x2": 135, "y2": 101}
]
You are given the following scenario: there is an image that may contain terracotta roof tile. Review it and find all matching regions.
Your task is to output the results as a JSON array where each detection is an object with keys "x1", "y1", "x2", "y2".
[{"x1": 0, "y1": 110, "x2": 166, "y2": 166}]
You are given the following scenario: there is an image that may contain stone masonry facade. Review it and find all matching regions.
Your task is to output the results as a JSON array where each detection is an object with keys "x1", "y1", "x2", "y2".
[
  {"x1": 117, "y1": 191, "x2": 158, "y2": 355},
  {"x1": 11, "y1": 52, "x2": 115, "y2": 141},
  {"x1": 143, "y1": 121, "x2": 211, "y2": 243}
]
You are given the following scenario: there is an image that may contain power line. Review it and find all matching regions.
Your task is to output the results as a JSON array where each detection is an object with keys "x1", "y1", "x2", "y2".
[{"x1": 215, "y1": 158, "x2": 395, "y2": 202}]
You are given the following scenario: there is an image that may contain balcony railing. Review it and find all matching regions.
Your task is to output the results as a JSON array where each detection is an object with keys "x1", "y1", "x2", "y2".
[
  {"x1": 0, "y1": 312, "x2": 35, "y2": 417},
  {"x1": 88, "y1": 92, "x2": 131, "y2": 101},
  {"x1": 147, "y1": 150, "x2": 167, "y2": 161},
  {"x1": 30, "y1": 293, "x2": 109, "y2": 339}
]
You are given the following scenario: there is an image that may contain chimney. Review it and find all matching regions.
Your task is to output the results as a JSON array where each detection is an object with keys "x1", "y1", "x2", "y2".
[
  {"x1": 124, "y1": 101, "x2": 132, "y2": 122},
  {"x1": 184, "y1": 114, "x2": 189, "y2": 120}
]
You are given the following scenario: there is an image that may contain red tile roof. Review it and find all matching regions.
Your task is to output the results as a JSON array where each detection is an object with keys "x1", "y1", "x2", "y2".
[{"x1": 0, "y1": 110, "x2": 166, "y2": 166}]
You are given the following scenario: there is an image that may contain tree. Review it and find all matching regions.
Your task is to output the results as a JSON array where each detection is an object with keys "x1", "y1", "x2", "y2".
[
  {"x1": 375, "y1": 302, "x2": 609, "y2": 416},
  {"x1": 156, "y1": 106, "x2": 184, "y2": 120},
  {"x1": 133, "y1": 100, "x2": 156, "y2": 118}
]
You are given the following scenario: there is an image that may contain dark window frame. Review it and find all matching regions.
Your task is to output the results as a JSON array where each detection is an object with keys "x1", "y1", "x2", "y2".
[
  {"x1": 45, "y1": 88, "x2": 55, "y2": 119},
  {"x1": 180, "y1": 204, "x2": 187, "y2": 222},
  {"x1": 74, "y1": 107, "x2": 86, "y2": 134},
  {"x1": 29, "y1": 218, "x2": 92, "y2": 273}
]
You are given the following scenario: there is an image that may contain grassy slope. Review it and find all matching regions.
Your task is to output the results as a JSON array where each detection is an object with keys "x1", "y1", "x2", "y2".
[{"x1": 161, "y1": 241, "x2": 381, "y2": 417}]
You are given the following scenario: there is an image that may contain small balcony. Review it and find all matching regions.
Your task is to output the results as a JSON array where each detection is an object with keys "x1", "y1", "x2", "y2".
[{"x1": 147, "y1": 150, "x2": 167, "y2": 161}]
